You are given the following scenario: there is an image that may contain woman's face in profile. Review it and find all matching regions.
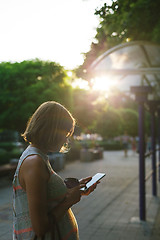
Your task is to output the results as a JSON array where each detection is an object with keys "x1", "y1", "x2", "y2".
[{"x1": 49, "y1": 129, "x2": 68, "y2": 152}]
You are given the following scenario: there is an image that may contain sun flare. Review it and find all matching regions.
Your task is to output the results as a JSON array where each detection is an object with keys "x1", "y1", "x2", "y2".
[
  {"x1": 91, "y1": 76, "x2": 118, "y2": 92},
  {"x1": 71, "y1": 78, "x2": 89, "y2": 90}
]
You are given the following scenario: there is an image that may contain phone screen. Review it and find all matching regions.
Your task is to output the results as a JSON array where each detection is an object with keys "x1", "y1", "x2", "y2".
[{"x1": 81, "y1": 173, "x2": 106, "y2": 191}]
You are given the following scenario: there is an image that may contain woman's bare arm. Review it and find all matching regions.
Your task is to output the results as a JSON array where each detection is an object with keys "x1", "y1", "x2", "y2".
[{"x1": 19, "y1": 155, "x2": 51, "y2": 237}]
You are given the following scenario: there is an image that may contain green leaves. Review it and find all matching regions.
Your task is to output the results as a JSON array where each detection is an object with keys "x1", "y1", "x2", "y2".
[
  {"x1": 76, "y1": 0, "x2": 160, "y2": 80},
  {"x1": 0, "y1": 59, "x2": 72, "y2": 133}
]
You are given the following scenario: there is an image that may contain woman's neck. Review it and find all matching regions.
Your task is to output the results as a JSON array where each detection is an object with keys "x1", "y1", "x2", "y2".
[{"x1": 30, "y1": 144, "x2": 48, "y2": 155}]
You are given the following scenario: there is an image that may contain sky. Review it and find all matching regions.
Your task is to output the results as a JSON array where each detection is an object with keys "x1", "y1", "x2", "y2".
[{"x1": 0, "y1": 0, "x2": 109, "y2": 70}]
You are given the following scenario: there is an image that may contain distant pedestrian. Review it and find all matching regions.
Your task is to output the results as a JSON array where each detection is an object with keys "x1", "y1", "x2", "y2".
[
  {"x1": 131, "y1": 137, "x2": 137, "y2": 155},
  {"x1": 122, "y1": 132, "x2": 130, "y2": 157}
]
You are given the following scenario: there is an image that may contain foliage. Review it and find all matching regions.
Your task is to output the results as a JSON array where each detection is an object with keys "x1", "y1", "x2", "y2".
[
  {"x1": 94, "y1": 0, "x2": 160, "y2": 46},
  {"x1": 0, "y1": 60, "x2": 73, "y2": 133},
  {"x1": 72, "y1": 88, "x2": 99, "y2": 132},
  {"x1": 71, "y1": 88, "x2": 139, "y2": 138},
  {"x1": 92, "y1": 97, "x2": 138, "y2": 138},
  {"x1": 0, "y1": 130, "x2": 20, "y2": 142},
  {"x1": 76, "y1": 0, "x2": 160, "y2": 79},
  {"x1": 119, "y1": 108, "x2": 138, "y2": 136},
  {"x1": 107, "y1": 90, "x2": 137, "y2": 110},
  {"x1": 98, "y1": 140, "x2": 123, "y2": 151},
  {"x1": 0, "y1": 149, "x2": 9, "y2": 165},
  {"x1": 95, "y1": 107, "x2": 123, "y2": 138},
  {"x1": 73, "y1": 0, "x2": 154, "y2": 140},
  {"x1": 0, "y1": 142, "x2": 15, "y2": 151},
  {"x1": 0, "y1": 142, "x2": 22, "y2": 165}
]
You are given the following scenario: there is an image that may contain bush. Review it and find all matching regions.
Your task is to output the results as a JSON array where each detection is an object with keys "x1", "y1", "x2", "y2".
[
  {"x1": 0, "y1": 130, "x2": 19, "y2": 142},
  {"x1": 98, "y1": 140, "x2": 123, "y2": 150},
  {"x1": 0, "y1": 142, "x2": 15, "y2": 151},
  {"x1": 11, "y1": 148, "x2": 22, "y2": 159},
  {"x1": 0, "y1": 142, "x2": 22, "y2": 165},
  {"x1": 79, "y1": 139, "x2": 123, "y2": 151},
  {"x1": 0, "y1": 149, "x2": 10, "y2": 165}
]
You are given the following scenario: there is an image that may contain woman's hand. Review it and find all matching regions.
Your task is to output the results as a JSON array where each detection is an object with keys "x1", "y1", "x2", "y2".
[
  {"x1": 65, "y1": 183, "x2": 85, "y2": 207},
  {"x1": 79, "y1": 176, "x2": 99, "y2": 196},
  {"x1": 79, "y1": 176, "x2": 92, "y2": 185}
]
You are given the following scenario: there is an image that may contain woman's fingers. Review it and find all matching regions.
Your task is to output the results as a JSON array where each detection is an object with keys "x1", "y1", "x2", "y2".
[
  {"x1": 79, "y1": 176, "x2": 92, "y2": 184},
  {"x1": 81, "y1": 182, "x2": 99, "y2": 196},
  {"x1": 79, "y1": 176, "x2": 101, "y2": 196}
]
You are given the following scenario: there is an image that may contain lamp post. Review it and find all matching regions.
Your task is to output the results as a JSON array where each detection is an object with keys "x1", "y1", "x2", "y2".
[
  {"x1": 130, "y1": 86, "x2": 152, "y2": 221},
  {"x1": 158, "y1": 107, "x2": 160, "y2": 182}
]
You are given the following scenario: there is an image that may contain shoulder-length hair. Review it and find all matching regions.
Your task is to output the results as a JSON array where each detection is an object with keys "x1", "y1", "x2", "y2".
[{"x1": 22, "y1": 101, "x2": 75, "y2": 152}]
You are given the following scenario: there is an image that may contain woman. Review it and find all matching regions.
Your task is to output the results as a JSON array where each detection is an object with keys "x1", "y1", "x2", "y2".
[{"x1": 12, "y1": 101, "x2": 96, "y2": 240}]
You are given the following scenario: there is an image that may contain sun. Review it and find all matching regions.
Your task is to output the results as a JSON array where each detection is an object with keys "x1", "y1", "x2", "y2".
[{"x1": 91, "y1": 75, "x2": 118, "y2": 92}]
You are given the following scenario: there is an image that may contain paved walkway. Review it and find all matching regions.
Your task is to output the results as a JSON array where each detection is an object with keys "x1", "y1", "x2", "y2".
[{"x1": 0, "y1": 150, "x2": 160, "y2": 240}]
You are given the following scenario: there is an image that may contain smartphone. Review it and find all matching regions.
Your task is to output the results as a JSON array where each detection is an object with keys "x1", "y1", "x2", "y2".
[{"x1": 81, "y1": 172, "x2": 106, "y2": 191}]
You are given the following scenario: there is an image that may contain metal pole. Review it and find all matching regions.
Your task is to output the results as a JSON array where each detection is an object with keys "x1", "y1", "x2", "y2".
[
  {"x1": 158, "y1": 108, "x2": 160, "y2": 182},
  {"x1": 138, "y1": 102, "x2": 146, "y2": 221},
  {"x1": 130, "y1": 86, "x2": 153, "y2": 222},
  {"x1": 150, "y1": 109, "x2": 157, "y2": 196}
]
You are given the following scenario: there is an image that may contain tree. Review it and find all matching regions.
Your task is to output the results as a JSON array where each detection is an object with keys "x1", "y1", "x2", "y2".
[
  {"x1": 76, "y1": 0, "x2": 160, "y2": 79},
  {"x1": 95, "y1": 107, "x2": 123, "y2": 138},
  {"x1": 95, "y1": 0, "x2": 160, "y2": 46},
  {"x1": 106, "y1": 89, "x2": 137, "y2": 110},
  {"x1": 119, "y1": 108, "x2": 138, "y2": 136},
  {"x1": 72, "y1": 88, "x2": 99, "y2": 133},
  {"x1": 0, "y1": 60, "x2": 73, "y2": 133}
]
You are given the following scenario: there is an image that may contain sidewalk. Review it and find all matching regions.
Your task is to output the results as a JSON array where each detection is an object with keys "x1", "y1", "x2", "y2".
[{"x1": 0, "y1": 150, "x2": 160, "y2": 240}]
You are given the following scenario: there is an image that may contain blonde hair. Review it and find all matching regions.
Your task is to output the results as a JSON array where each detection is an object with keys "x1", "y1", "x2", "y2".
[{"x1": 22, "y1": 101, "x2": 75, "y2": 152}]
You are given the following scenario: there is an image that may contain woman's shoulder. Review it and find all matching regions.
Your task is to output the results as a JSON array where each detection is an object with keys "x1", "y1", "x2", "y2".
[
  {"x1": 23, "y1": 154, "x2": 45, "y2": 167},
  {"x1": 20, "y1": 154, "x2": 50, "y2": 182}
]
